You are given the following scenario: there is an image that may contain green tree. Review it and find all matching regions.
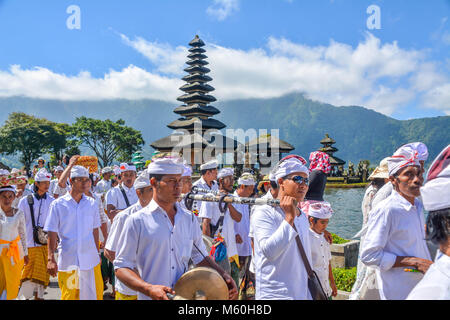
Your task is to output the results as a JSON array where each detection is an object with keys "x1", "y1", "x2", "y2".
[
  {"x1": 48, "y1": 123, "x2": 81, "y2": 168},
  {"x1": 0, "y1": 112, "x2": 70, "y2": 172},
  {"x1": 70, "y1": 117, "x2": 144, "y2": 167}
]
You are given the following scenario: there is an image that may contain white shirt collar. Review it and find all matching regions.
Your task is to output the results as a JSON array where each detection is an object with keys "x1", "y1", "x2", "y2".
[
  {"x1": 199, "y1": 176, "x2": 216, "y2": 188},
  {"x1": 62, "y1": 191, "x2": 87, "y2": 204},
  {"x1": 309, "y1": 228, "x2": 323, "y2": 238},
  {"x1": 392, "y1": 190, "x2": 420, "y2": 211},
  {"x1": 146, "y1": 199, "x2": 180, "y2": 216},
  {"x1": 121, "y1": 183, "x2": 134, "y2": 192}
]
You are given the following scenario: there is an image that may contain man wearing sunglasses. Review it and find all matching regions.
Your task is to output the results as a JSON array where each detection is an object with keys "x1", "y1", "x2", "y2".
[{"x1": 251, "y1": 156, "x2": 313, "y2": 300}]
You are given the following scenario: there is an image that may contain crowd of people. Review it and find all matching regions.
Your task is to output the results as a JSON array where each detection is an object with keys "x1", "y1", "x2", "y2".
[{"x1": 0, "y1": 141, "x2": 448, "y2": 300}]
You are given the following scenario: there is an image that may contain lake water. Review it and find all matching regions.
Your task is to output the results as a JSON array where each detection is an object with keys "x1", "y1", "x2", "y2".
[
  {"x1": 323, "y1": 187, "x2": 366, "y2": 240},
  {"x1": 322, "y1": 187, "x2": 440, "y2": 259}
]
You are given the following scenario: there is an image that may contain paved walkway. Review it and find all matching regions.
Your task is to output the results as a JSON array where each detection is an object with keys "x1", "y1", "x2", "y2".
[{"x1": 42, "y1": 276, "x2": 115, "y2": 300}]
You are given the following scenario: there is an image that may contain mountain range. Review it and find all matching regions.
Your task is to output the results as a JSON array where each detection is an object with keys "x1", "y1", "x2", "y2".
[{"x1": 0, "y1": 93, "x2": 448, "y2": 168}]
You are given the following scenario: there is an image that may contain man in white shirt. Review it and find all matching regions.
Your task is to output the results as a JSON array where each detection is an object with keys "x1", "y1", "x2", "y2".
[
  {"x1": 199, "y1": 167, "x2": 242, "y2": 287},
  {"x1": 105, "y1": 163, "x2": 138, "y2": 222},
  {"x1": 248, "y1": 173, "x2": 279, "y2": 287},
  {"x1": 55, "y1": 156, "x2": 83, "y2": 198},
  {"x1": 114, "y1": 156, "x2": 238, "y2": 300},
  {"x1": 407, "y1": 145, "x2": 450, "y2": 300},
  {"x1": 233, "y1": 173, "x2": 255, "y2": 278},
  {"x1": 17, "y1": 169, "x2": 54, "y2": 300},
  {"x1": 95, "y1": 167, "x2": 113, "y2": 195},
  {"x1": 12, "y1": 175, "x2": 32, "y2": 209},
  {"x1": 361, "y1": 145, "x2": 433, "y2": 300},
  {"x1": 371, "y1": 142, "x2": 429, "y2": 209},
  {"x1": 179, "y1": 162, "x2": 194, "y2": 215},
  {"x1": 251, "y1": 157, "x2": 312, "y2": 300},
  {"x1": 45, "y1": 165, "x2": 103, "y2": 300},
  {"x1": 191, "y1": 159, "x2": 219, "y2": 217},
  {"x1": 49, "y1": 166, "x2": 64, "y2": 198},
  {"x1": 104, "y1": 171, "x2": 153, "y2": 300},
  {"x1": 308, "y1": 202, "x2": 337, "y2": 299}
]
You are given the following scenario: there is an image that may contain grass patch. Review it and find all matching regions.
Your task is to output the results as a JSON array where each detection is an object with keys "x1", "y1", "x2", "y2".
[
  {"x1": 331, "y1": 233, "x2": 350, "y2": 244},
  {"x1": 332, "y1": 267, "x2": 357, "y2": 292}
]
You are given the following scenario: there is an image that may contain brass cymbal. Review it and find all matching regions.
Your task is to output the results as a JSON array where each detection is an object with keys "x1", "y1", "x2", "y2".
[{"x1": 174, "y1": 267, "x2": 228, "y2": 300}]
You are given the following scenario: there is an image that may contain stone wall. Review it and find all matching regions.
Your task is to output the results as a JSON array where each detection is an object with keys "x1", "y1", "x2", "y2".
[{"x1": 330, "y1": 240, "x2": 360, "y2": 268}]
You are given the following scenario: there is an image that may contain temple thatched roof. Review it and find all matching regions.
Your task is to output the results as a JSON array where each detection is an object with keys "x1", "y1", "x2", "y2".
[{"x1": 246, "y1": 134, "x2": 295, "y2": 153}]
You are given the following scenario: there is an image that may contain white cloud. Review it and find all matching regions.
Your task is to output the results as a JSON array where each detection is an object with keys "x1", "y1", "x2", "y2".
[
  {"x1": 0, "y1": 33, "x2": 449, "y2": 116},
  {"x1": 423, "y1": 83, "x2": 450, "y2": 114},
  {"x1": 0, "y1": 64, "x2": 181, "y2": 101},
  {"x1": 206, "y1": 0, "x2": 239, "y2": 21}
]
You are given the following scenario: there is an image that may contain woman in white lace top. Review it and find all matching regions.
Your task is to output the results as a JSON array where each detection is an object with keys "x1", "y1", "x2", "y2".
[{"x1": 0, "y1": 186, "x2": 28, "y2": 300}]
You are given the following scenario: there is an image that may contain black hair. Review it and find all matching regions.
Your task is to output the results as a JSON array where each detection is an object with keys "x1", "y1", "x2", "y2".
[
  {"x1": 371, "y1": 178, "x2": 386, "y2": 190},
  {"x1": 270, "y1": 180, "x2": 278, "y2": 190},
  {"x1": 200, "y1": 169, "x2": 215, "y2": 176},
  {"x1": 426, "y1": 208, "x2": 450, "y2": 246},
  {"x1": 149, "y1": 174, "x2": 164, "y2": 182},
  {"x1": 310, "y1": 217, "x2": 320, "y2": 224}
]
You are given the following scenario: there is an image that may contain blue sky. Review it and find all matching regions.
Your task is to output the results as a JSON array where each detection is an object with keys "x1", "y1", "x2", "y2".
[{"x1": 0, "y1": 0, "x2": 449, "y2": 120}]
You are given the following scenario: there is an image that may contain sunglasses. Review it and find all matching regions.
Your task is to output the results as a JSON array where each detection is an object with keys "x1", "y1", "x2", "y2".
[{"x1": 286, "y1": 175, "x2": 309, "y2": 186}]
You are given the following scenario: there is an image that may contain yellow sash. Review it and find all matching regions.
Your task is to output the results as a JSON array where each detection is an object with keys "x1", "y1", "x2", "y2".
[{"x1": 0, "y1": 235, "x2": 21, "y2": 265}]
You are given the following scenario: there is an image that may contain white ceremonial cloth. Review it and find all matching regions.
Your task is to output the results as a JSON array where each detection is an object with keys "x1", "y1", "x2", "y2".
[
  {"x1": 370, "y1": 182, "x2": 393, "y2": 210},
  {"x1": 105, "y1": 202, "x2": 142, "y2": 296},
  {"x1": 113, "y1": 200, "x2": 208, "y2": 300},
  {"x1": 105, "y1": 183, "x2": 138, "y2": 211},
  {"x1": 49, "y1": 179, "x2": 59, "y2": 196},
  {"x1": 309, "y1": 228, "x2": 332, "y2": 297},
  {"x1": 95, "y1": 179, "x2": 112, "y2": 194},
  {"x1": 198, "y1": 195, "x2": 239, "y2": 262},
  {"x1": 249, "y1": 191, "x2": 273, "y2": 274},
  {"x1": 191, "y1": 176, "x2": 218, "y2": 217},
  {"x1": 44, "y1": 193, "x2": 101, "y2": 271},
  {"x1": 233, "y1": 191, "x2": 252, "y2": 257},
  {"x1": 53, "y1": 180, "x2": 71, "y2": 197},
  {"x1": 360, "y1": 190, "x2": 431, "y2": 300},
  {"x1": 12, "y1": 188, "x2": 32, "y2": 209},
  {"x1": 251, "y1": 204, "x2": 312, "y2": 300},
  {"x1": 407, "y1": 252, "x2": 450, "y2": 300},
  {"x1": 18, "y1": 193, "x2": 54, "y2": 248}
]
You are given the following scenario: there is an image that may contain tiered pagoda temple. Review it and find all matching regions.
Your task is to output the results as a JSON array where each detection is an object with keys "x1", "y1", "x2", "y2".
[
  {"x1": 319, "y1": 133, "x2": 345, "y2": 171},
  {"x1": 151, "y1": 35, "x2": 240, "y2": 168}
]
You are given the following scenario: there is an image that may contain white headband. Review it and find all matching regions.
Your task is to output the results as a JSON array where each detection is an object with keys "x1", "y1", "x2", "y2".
[
  {"x1": 34, "y1": 169, "x2": 52, "y2": 182},
  {"x1": 147, "y1": 157, "x2": 184, "y2": 175},
  {"x1": 120, "y1": 163, "x2": 137, "y2": 173},
  {"x1": 420, "y1": 145, "x2": 450, "y2": 212},
  {"x1": 388, "y1": 145, "x2": 420, "y2": 176},
  {"x1": 217, "y1": 167, "x2": 234, "y2": 179},
  {"x1": 102, "y1": 167, "x2": 113, "y2": 174},
  {"x1": 70, "y1": 165, "x2": 89, "y2": 179},
  {"x1": 182, "y1": 164, "x2": 193, "y2": 177},
  {"x1": 238, "y1": 174, "x2": 255, "y2": 186},
  {"x1": 308, "y1": 201, "x2": 334, "y2": 219},
  {"x1": 274, "y1": 158, "x2": 309, "y2": 181},
  {"x1": 134, "y1": 172, "x2": 151, "y2": 190},
  {"x1": 200, "y1": 159, "x2": 218, "y2": 171},
  {"x1": 0, "y1": 187, "x2": 16, "y2": 194},
  {"x1": 402, "y1": 142, "x2": 429, "y2": 161}
]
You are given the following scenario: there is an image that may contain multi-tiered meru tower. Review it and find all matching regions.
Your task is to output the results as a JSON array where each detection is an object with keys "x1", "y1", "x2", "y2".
[{"x1": 151, "y1": 35, "x2": 239, "y2": 168}]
